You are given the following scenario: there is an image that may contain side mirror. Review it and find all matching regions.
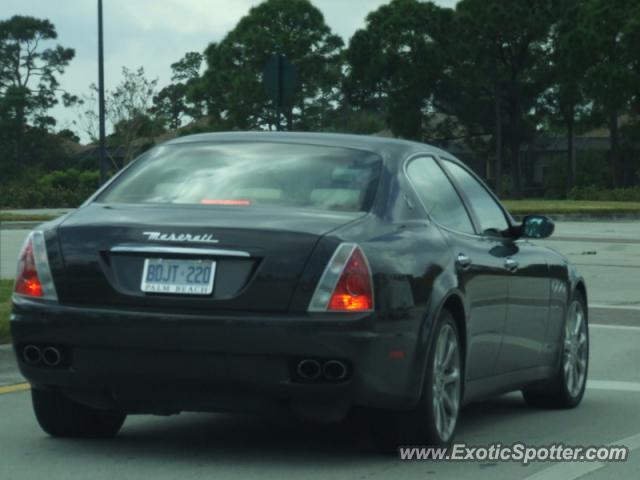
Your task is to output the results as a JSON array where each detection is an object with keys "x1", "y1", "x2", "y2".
[{"x1": 520, "y1": 215, "x2": 554, "y2": 239}]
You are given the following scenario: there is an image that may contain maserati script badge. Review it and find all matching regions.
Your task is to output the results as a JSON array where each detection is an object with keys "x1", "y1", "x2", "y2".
[{"x1": 142, "y1": 231, "x2": 219, "y2": 244}]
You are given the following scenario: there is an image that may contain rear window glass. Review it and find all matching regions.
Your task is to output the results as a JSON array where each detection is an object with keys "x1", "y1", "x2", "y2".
[{"x1": 97, "y1": 142, "x2": 382, "y2": 212}]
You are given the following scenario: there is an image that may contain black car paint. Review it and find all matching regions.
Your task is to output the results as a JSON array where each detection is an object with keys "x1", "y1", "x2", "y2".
[{"x1": 11, "y1": 132, "x2": 586, "y2": 419}]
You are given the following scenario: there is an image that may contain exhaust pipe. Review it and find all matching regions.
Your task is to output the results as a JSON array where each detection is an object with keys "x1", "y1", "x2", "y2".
[
  {"x1": 42, "y1": 347, "x2": 62, "y2": 367},
  {"x1": 323, "y1": 360, "x2": 348, "y2": 381},
  {"x1": 297, "y1": 359, "x2": 321, "y2": 380},
  {"x1": 23, "y1": 345, "x2": 42, "y2": 365}
]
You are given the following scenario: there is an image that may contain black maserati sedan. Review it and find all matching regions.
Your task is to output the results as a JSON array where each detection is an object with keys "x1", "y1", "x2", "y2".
[{"x1": 11, "y1": 132, "x2": 589, "y2": 449}]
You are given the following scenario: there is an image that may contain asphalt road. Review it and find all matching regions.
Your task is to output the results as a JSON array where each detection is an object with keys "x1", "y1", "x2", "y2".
[
  {"x1": 0, "y1": 219, "x2": 639, "y2": 479},
  {"x1": 1, "y1": 322, "x2": 639, "y2": 480},
  {"x1": 0, "y1": 229, "x2": 29, "y2": 279}
]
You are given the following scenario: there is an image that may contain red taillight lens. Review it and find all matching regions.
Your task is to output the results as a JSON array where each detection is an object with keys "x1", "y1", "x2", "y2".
[
  {"x1": 14, "y1": 231, "x2": 57, "y2": 300},
  {"x1": 328, "y1": 247, "x2": 373, "y2": 311},
  {"x1": 308, "y1": 243, "x2": 374, "y2": 313},
  {"x1": 14, "y1": 238, "x2": 44, "y2": 298}
]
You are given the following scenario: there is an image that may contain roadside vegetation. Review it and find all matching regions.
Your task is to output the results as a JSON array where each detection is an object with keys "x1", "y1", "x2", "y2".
[
  {"x1": 1, "y1": 2, "x2": 640, "y2": 209},
  {"x1": 4, "y1": 199, "x2": 640, "y2": 221},
  {"x1": 0, "y1": 213, "x2": 58, "y2": 222},
  {"x1": 0, "y1": 280, "x2": 12, "y2": 344},
  {"x1": 504, "y1": 200, "x2": 640, "y2": 216}
]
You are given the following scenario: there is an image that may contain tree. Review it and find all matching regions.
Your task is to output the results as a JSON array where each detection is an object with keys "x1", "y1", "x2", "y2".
[
  {"x1": 153, "y1": 83, "x2": 188, "y2": 130},
  {"x1": 153, "y1": 51, "x2": 203, "y2": 130},
  {"x1": 171, "y1": 51, "x2": 203, "y2": 83},
  {"x1": 79, "y1": 67, "x2": 161, "y2": 167},
  {"x1": 344, "y1": 0, "x2": 453, "y2": 140},
  {"x1": 541, "y1": 0, "x2": 593, "y2": 192},
  {"x1": 623, "y1": 2, "x2": 640, "y2": 180},
  {"x1": 582, "y1": 0, "x2": 637, "y2": 187},
  {"x1": 0, "y1": 15, "x2": 75, "y2": 170},
  {"x1": 196, "y1": 0, "x2": 344, "y2": 131},
  {"x1": 447, "y1": 0, "x2": 555, "y2": 198}
]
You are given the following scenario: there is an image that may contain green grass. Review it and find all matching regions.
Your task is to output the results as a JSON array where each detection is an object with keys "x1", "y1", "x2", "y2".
[
  {"x1": 0, "y1": 213, "x2": 57, "y2": 222},
  {"x1": 2, "y1": 200, "x2": 640, "y2": 220},
  {"x1": 503, "y1": 200, "x2": 640, "y2": 215},
  {"x1": 0, "y1": 280, "x2": 13, "y2": 344}
]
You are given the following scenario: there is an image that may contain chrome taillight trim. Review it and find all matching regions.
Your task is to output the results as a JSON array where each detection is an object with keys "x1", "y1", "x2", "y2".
[
  {"x1": 15, "y1": 231, "x2": 58, "y2": 301},
  {"x1": 307, "y1": 242, "x2": 374, "y2": 313}
]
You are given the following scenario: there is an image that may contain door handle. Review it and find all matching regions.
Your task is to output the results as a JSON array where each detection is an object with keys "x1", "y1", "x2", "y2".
[
  {"x1": 505, "y1": 258, "x2": 519, "y2": 272},
  {"x1": 456, "y1": 253, "x2": 472, "y2": 269}
]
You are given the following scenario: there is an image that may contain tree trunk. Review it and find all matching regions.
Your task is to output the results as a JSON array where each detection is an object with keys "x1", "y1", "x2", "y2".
[
  {"x1": 494, "y1": 95, "x2": 503, "y2": 195},
  {"x1": 505, "y1": 82, "x2": 522, "y2": 199},
  {"x1": 566, "y1": 111, "x2": 576, "y2": 194},
  {"x1": 508, "y1": 102, "x2": 522, "y2": 199},
  {"x1": 609, "y1": 111, "x2": 621, "y2": 187},
  {"x1": 14, "y1": 104, "x2": 26, "y2": 169},
  {"x1": 286, "y1": 106, "x2": 293, "y2": 131}
]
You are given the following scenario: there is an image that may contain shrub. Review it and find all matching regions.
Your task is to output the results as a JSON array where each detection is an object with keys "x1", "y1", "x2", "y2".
[
  {"x1": 37, "y1": 168, "x2": 99, "y2": 192},
  {"x1": 0, "y1": 169, "x2": 100, "y2": 208},
  {"x1": 568, "y1": 185, "x2": 640, "y2": 201}
]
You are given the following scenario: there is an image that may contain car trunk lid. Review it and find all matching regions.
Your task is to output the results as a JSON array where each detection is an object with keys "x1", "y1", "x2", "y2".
[{"x1": 54, "y1": 203, "x2": 362, "y2": 313}]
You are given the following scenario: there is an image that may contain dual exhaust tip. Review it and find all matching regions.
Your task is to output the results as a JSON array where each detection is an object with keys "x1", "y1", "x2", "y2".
[
  {"x1": 296, "y1": 359, "x2": 349, "y2": 382},
  {"x1": 22, "y1": 345, "x2": 63, "y2": 367}
]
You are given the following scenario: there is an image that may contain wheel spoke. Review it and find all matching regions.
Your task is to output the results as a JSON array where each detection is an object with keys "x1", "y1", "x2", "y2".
[
  {"x1": 442, "y1": 367, "x2": 460, "y2": 385},
  {"x1": 566, "y1": 360, "x2": 575, "y2": 392},
  {"x1": 578, "y1": 333, "x2": 587, "y2": 349},
  {"x1": 442, "y1": 338, "x2": 455, "y2": 369},
  {"x1": 435, "y1": 331, "x2": 447, "y2": 366},
  {"x1": 442, "y1": 388, "x2": 458, "y2": 415},
  {"x1": 433, "y1": 397, "x2": 443, "y2": 434},
  {"x1": 577, "y1": 357, "x2": 587, "y2": 373},
  {"x1": 572, "y1": 363, "x2": 581, "y2": 393},
  {"x1": 574, "y1": 310, "x2": 583, "y2": 336},
  {"x1": 438, "y1": 402, "x2": 448, "y2": 435},
  {"x1": 563, "y1": 353, "x2": 572, "y2": 372},
  {"x1": 566, "y1": 304, "x2": 575, "y2": 332}
]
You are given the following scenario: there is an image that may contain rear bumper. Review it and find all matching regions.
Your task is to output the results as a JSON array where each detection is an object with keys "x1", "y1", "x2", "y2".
[{"x1": 10, "y1": 297, "x2": 423, "y2": 417}]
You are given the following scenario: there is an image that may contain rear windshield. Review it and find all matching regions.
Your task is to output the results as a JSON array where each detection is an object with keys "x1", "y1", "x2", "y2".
[{"x1": 97, "y1": 142, "x2": 382, "y2": 212}]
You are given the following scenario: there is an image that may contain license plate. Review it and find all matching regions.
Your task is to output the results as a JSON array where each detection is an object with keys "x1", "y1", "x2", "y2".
[{"x1": 141, "y1": 258, "x2": 216, "y2": 295}]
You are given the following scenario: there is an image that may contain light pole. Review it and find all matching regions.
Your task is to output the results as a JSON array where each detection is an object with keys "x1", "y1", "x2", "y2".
[{"x1": 98, "y1": 0, "x2": 107, "y2": 185}]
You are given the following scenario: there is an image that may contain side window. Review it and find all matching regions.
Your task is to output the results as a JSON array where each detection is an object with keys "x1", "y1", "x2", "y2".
[
  {"x1": 406, "y1": 157, "x2": 474, "y2": 234},
  {"x1": 443, "y1": 160, "x2": 510, "y2": 234}
]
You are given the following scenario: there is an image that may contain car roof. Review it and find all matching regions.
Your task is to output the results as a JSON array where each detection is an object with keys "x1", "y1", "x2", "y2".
[{"x1": 165, "y1": 131, "x2": 458, "y2": 168}]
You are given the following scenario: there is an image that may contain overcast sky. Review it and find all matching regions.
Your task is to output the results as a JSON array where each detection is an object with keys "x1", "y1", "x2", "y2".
[{"x1": 4, "y1": 0, "x2": 458, "y2": 139}]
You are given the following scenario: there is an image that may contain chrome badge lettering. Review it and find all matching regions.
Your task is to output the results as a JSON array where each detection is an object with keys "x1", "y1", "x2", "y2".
[{"x1": 142, "y1": 231, "x2": 219, "y2": 244}]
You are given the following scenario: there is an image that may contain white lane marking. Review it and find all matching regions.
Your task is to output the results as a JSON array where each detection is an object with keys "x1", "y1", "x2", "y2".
[
  {"x1": 588, "y1": 380, "x2": 640, "y2": 392},
  {"x1": 590, "y1": 324, "x2": 640, "y2": 332},
  {"x1": 524, "y1": 305, "x2": 640, "y2": 479},
  {"x1": 590, "y1": 304, "x2": 640, "y2": 311},
  {"x1": 523, "y1": 461, "x2": 602, "y2": 480},
  {"x1": 524, "y1": 431, "x2": 640, "y2": 480}
]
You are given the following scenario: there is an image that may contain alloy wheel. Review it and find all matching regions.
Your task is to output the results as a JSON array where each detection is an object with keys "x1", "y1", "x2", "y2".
[
  {"x1": 563, "y1": 300, "x2": 588, "y2": 398},
  {"x1": 431, "y1": 324, "x2": 461, "y2": 441}
]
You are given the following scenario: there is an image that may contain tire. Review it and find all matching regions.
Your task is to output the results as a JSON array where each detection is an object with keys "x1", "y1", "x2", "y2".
[
  {"x1": 32, "y1": 388, "x2": 126, "y2": 438},
  {"x1": 370, "y1": 309, "x2": 463, "y2": 453},
  {"x1": 522, "y1": 290, "x2": 589, "y2": 409}
]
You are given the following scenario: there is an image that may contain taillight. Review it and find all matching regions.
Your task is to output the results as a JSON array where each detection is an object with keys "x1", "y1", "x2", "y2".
[
  {"x1": 14, "y1": 231, "x2": 58, "y2": 301},
  {"x1": 308, "y1": 243, "x2": 374, "y2": 313}
]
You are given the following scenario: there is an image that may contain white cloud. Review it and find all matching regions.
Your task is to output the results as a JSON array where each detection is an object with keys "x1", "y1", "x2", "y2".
[{"x1": 110, "y1": 0, "x2": 261, "y2": 35}]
